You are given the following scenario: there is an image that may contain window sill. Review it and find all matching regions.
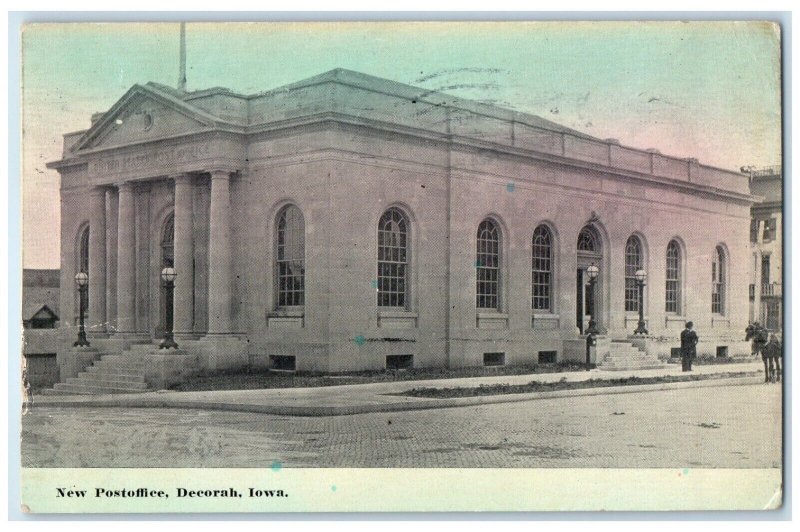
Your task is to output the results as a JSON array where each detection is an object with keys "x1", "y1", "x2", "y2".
[
  {"x1": 532, "y1": 313, "x2": 560, "y2": 329},
  {"x1": 711, "y1": 315, "x2": 730, "y2": 328},
  {"x1": 267, "y1": 309, "x2": 304, "y2": 329},
  {"x1": 624, "y1": 314, "x2": 649, "y2": 327},
  {"x1": 267, "y1": 309, "x2": 305, "y2": 318},
  {"x1": 378, "y1": 309, "x2": 418, "y2": 319},
  {"x1": 477, "y1": 312, "x2": 509, "y2": 330},
  {"x1": 378, "y1": 309, "x2": 417, "y2": 329},
  {"x1": 665, "y1": 314, "x2": 687, "y2": 328}
]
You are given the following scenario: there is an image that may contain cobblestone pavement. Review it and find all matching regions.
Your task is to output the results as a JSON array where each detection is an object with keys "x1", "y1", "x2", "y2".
[{"x1": 21, "y1": 383, "x2": 782, "y2": 468}]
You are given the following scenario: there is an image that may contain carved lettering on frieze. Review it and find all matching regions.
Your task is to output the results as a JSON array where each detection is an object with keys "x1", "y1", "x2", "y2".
[{"x1": 90, "y1": 142, "x2": 213, "y2": 175}]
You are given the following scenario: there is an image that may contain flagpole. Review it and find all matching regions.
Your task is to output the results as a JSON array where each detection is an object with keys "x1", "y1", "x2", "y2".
[{"x1": 178, "y1": 22, "x2": 187, "y2": 91}]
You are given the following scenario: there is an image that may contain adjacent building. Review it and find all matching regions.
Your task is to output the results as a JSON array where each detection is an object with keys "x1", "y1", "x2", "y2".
[
  {"x1": 47, "y1": 69, "x2": 753, "y2": 383},
  {"x1": 747, "y1": 165, "x2": 783, "y2": 332},
  {"x1": 22, "y1": 269, "x2": 61, "y2": 388}
]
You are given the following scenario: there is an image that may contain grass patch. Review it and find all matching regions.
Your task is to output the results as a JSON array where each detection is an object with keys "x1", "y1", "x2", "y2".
[
  {"x1": 393, "y1": 371, "x2": 757, "y2": 399},
  {"x1": 667, "y1": 356, "x2": 756, "y2": 366},
  {"x1": 168, "y1": 362, "x2": 590, "y2": 392}
]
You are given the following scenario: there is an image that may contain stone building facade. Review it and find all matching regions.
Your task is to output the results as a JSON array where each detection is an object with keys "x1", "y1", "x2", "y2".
[
  {"x1": 747, "y1": 165, "x2": 783, "y2": 332},
  {"x1": 48, "y1": 69, "x2": 753, "y2": 381}
]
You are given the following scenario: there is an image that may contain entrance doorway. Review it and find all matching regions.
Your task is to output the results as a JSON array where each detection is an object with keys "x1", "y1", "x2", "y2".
[
  {"x1": 156, "y1": 213, "x2": 174, "y2": 338},
  {"x1": 576, "y1": 225, "x2": 603, "y2": 334},
  {"x1": 575, "y1": 268, "x2": 596, "y2": 334}
]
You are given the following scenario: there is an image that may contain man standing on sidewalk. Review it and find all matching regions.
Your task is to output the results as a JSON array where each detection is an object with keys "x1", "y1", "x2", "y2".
[{"x1": 680, "y1": 321, "x2": 699, "y2": 371}]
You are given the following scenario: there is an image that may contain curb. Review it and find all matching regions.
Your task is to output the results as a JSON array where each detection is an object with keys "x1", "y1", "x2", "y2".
[{"x1": 25, "y1": 374, "x2": 765, "y2": 417}]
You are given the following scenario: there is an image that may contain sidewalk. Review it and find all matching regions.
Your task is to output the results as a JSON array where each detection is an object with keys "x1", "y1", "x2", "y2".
[{"x1": 27, "y1": 359, "x2": 766, "y2": 417}]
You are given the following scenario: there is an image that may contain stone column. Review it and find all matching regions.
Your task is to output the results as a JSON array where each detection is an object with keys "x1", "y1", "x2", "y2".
[
  {"x1": 88, "y1": 187, "x2": 107, "y2": 333},
  {"x1": 207, "y1": 170, "x2": 233, "y2": 334},
  {"x1": 105, "y1": 188, "x2": 118, "y2": 332},
  {"x1": 173, "y1": 174, "x2": 195, "y2": 336},
  {"x1": 116, "y1": 182, "x2": 137, "y2": 333}
]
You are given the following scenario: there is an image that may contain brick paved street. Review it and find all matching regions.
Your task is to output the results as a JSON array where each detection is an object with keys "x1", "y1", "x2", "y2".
[{"x1": 21, "y1": 382, "x2": 781, "y2": 468}]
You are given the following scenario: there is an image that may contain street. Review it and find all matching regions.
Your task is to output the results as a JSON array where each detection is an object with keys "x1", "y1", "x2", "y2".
[{"x1": 21, "y1": 382, "x2": 782, "y2": 468}]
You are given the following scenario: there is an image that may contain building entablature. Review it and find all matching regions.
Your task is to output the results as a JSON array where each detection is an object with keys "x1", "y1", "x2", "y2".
[{"x1": 48, "y1": 69, "x2": 753, "y2": 204}]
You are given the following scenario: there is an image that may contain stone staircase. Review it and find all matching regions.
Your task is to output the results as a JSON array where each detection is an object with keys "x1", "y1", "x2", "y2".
[
  {"x1": 599, "y1": 340, "x2": 666, "y2": 371},
  {"x1": 48, "y1": 354, "x2": 151, "y2": 395}
]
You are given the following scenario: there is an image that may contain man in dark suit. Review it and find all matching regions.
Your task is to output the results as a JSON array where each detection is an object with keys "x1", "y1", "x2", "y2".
[{"x1": 680, "y1": 321, "x2": 699, "y2": 371}]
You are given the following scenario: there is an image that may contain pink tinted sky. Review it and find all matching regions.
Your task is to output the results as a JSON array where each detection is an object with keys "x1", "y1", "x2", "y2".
[{"x1": 21, "y1": 21, "x2": 782, "y2": 268}]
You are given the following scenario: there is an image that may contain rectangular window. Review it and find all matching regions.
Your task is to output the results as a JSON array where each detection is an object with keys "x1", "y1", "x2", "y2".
[
  {"x1": 269, "y1": 355, "x2": 296, "y2": 371},
  {"x1": 765, "y1": 300, "x2": 781, "y2": 331},
  {"x1": 670, "y1": 347, "x2": 682, "y2": 358},
  {"x1": 763, "y1": 218, "x2": 776, "y2": 242},
  {"x1": 531, "y1": 227, "x2": 553, "y2": 311},
  {"x1": 712, "y1": 248, "x2": 725, "y2": 315},
  {"x1": 538, "y1": 351, "x2": 557, "y2": 364},
  {"x1": 761, "y1": 255, "x2": 771, "y2": 287},
  {"x1": 277, "y1": 206, "x2": 305, "y2": 307},
  {"x1": 386, "y1": 355, "x2": 414, "y2": 370},
  {"x1": 716, "y1": 346, "x2": 728, "y2": 358},
  {"x1": 476, "y1": 222, "x2": 500, "y2": 309},
  {"x1": 483, "y1": 352, "x2": 505, "y2": 367},
  {"x1": 665, "y1": 244, "x2": 680, "y2": 313},
  {"x1": 624, "y1": 278, "x2": 639, "y2": 312},
  {"x1": 378, "y1": 209, "x2": 409, "y2": 308},
  {"x1": 624, "y1": 238, "x2": 642, "y2": 312}
]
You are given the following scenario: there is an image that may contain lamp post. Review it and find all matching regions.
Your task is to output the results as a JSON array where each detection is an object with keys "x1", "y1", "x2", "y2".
[
  {"x1": 159, "y1": 266, "x2": 179, "y2": 349},
  {"x1": 73, "y1": 272, "x2": 90, "y2": 347},
  {"x1": 634, "y1": 268, "x2": 649, "y2": 335},
  {"x1": 585, "y1": 264, "x2": 600, "y2": 335}
]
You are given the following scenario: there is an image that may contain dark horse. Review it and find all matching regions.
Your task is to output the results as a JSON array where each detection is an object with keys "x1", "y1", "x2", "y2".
[
  {"x1": 763, "y1": 335, "x2": 782, "y2": 383},
  {"x1": 746, "y1": 323, "x2": 780, "y2": 383}
]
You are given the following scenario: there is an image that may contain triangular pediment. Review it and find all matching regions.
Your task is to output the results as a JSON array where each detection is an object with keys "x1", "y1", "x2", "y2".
[{"x1": 74, "y1": 84, "x2": 226, "y2": 152}]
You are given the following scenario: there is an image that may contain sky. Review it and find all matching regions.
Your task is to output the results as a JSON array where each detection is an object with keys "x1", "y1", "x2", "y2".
[{"x1": 20, "y1": 21, "x2": 782, "y2": 268}]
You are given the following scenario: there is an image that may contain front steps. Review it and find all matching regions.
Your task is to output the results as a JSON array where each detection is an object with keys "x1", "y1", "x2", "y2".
[
  {"x1": 47, "y1": 354, "x2": 151, "y2": 395},
  {"x1": 599, "y1": 340, "x2": 667, "y2": 371},
  {"x1": 47, "y1": 339, "x2": 205, "y2": 395}
]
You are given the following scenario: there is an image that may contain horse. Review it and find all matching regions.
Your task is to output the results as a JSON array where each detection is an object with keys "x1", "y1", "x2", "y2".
[
  {"x1": 745, "y1": 323, "x2": 771, "y2": 382},
  {"x1": 764, "y1": 335, "x2": 782, "y2": 383}
]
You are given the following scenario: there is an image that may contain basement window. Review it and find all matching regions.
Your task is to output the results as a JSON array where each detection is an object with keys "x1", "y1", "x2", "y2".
[
  {"x1": 538, "y1": 351, "x2": 557, "y2": 364},
  {"x1": 483, "y1": 352, "x2": 505, "y2": 367},
  {"x1": 716, "y1": 346, "x2": 728, "y2": 358},
  {"x1": 269, "y1": 355, "x2": 296, "y2": 372},
  {"x1": 386, "y1": 355, "x2": 414, "y2": 370},
  {"x1": 670, "y1": 347, "x2": 682, "y2": 358}
]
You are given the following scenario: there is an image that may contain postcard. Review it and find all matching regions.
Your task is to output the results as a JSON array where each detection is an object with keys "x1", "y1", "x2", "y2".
[{"x1": 18, "y1": 20, "x2": 783, "y2": 513}]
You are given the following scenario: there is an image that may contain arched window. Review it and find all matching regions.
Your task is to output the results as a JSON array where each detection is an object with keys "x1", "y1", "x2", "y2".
[
  {"x1": 577, "y1": 227, "x2": 600, "y2": 253},
  {"x1": 712, "y1": 246, "x2": 726, "y2": 314},
  {"x1": 665, "y1": 240, "x2": 681, "y2": 313},
  {"x1": 625, "y1": 236, "x2": 643, "y2": 312},
  {"x1": 476, "y1": 219, "x2": 501, "y2": 310},
  {"x1": 161, "y1": 213, "x2": 174, "y2": 268},
  {"x1": 377, "y1": 208, "x2": 409, "y2": 308},
  {"x1": 532, "y1": 225, "x2": 553, "y2": 312},
  {"x1": 276, "y1": 205, "x2": 305, "y2": 307}
]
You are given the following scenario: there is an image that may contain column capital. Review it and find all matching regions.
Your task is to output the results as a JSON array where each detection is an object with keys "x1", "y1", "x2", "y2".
[
  {"x1": 90, "y1": 185, "x2": 109, "y2": 197},
  {"x1": 209, "y1": 169, "x2": 233, "y2": 180},
  {"x1": 168, "y1": 172, "x2": 194, "y2": 185},
  {"x1": 116, "y1": 181, "x2": 135, "y2": 192}
]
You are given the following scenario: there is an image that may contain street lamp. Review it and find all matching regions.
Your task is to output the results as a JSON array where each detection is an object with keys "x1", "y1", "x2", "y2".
[
  {"x1": 585, "y1": 263, "x2": 600, "y2": 335},
  {"x1": 73, "y1": 271, "x2": 90, "y2": 347},
  {"x1": 159, "y1": 266, "x2": 179, "y2": 349},
  {"x1": 633, "y1": 268, "x2": 649, "y2": 335}
]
